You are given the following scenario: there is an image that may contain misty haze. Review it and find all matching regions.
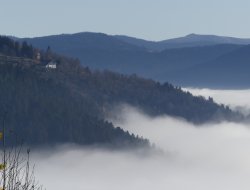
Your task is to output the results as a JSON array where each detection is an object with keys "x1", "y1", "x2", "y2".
[
  {"x1": 27, "y1": 89, "x2": 250, "y2": 190},
  {"x1": 1, "y1": 1, "x2": 250, "y2": 190}
]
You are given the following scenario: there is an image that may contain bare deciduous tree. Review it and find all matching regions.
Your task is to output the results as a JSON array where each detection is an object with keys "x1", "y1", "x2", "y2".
[{"x1": 0, "y1": 113, "x2": 44, "y2": 190}]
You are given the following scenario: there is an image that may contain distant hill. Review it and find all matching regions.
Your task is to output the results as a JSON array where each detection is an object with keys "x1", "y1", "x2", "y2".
[
  {"x1": 114, "y1": 35, "x2": 164, "y2": 51},
  {"x1": 115, "y1": 33, "x2": 250, "y2": 51},
  {"x1": 166, "y1": 45, "x2": 250, "y2": 88},
  {"x1": 22, "y1": 32, "x2": 145, "y2": 53},
  {"x1": 16, "y1": 32, "x2": 250, "y2": 88},
  {"x1": 22, "y1": 32, "x2": 250, "y2": 52},
  {"x1": 159, "y1": 33, "x2": 250, "y2": 48}
]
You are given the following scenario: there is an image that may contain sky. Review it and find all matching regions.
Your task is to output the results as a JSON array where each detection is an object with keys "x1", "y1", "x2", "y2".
[{"x1": 1, "y1": 0, "x2": 250, "y2": 41}]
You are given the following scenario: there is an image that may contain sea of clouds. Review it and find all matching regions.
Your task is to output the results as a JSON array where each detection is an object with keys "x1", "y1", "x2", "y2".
[
  {"x1": 31, "y1": 88, "x2": 250, "y2": 190},
  {"x1": 184, "y1": 88, "x2": 250, "y2": 115}
]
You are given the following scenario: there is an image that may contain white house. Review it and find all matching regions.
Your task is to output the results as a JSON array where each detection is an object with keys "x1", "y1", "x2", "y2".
[{"x1": 46, "y1": 61, "x2": 57, "y2": 69}]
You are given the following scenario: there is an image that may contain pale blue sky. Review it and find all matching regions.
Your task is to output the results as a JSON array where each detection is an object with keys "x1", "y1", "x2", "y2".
[{"x1": 1, "y1": 0, "x2": 250, "y2": 40}]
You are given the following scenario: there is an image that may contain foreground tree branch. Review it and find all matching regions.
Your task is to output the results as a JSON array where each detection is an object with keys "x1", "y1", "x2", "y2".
[{"x1": 0, "y1": 113, "x2": 44, "y2": 190}]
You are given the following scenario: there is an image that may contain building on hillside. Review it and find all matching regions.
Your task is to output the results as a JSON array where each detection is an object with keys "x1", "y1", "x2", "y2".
[
  {"x1": 46, "y1": 61, "x2": 57, "y2": 69},
  {"x1": 36, "y1": 52, "x2": 41, "y2": 61}
]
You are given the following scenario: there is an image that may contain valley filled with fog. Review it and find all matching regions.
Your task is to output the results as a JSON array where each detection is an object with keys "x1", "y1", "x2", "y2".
[
  {"x1": 32, "y1": 88, "x2": 250, "y2": 190},
  {"x1": 185, "y1": 88, "x2": 250, "y2": 115}
]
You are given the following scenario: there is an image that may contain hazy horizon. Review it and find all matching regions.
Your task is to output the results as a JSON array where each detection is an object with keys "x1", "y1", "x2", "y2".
[
  {"x1": 2, "y1": 0, "x2": 250, "y2": 41},
  {"x1": 7, "y1": 31, "x2": 250, "y2": 42}
]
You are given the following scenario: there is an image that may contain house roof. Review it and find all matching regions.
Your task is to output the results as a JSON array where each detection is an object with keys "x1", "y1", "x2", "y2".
[{"x1": 48, "y1": 61, "x2": 57, "y2": 65}]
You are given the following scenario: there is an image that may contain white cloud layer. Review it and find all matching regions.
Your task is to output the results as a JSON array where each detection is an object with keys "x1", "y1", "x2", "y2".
[
  {"x1": 30, "y1": 89, "x2": 250, "y2": 190},
  {"x1": 184, "y1": 88, "x2": 250, "y2": 115}
]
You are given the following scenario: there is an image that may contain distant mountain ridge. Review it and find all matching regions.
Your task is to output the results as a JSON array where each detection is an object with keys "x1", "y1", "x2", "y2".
[
  {"x1": 167, "y1": 45, "x2": 250, "y2": 88},
  {"x1": 15, "y1": 32, "x2": 250, "y2": 88},
  {"x1": 21, "y1": 32, "x2": 145, "y2": 51},
  {"x1": 20, "y1": 32, "x2": 250, "y2": 52},
  {"x1": 115, "y1": 33, "x2": 250, "y2": 51}
]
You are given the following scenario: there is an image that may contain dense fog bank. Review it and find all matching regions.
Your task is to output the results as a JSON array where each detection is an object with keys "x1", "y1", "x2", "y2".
[
  {"x1": 31, "y1": 89, "x2": 250, "y2": 190},
  {"x1": 185, "y1": 88, "x2": 250, "y2": 115}
]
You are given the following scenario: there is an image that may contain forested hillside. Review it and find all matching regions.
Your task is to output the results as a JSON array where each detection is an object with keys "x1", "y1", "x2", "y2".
[
  {"x1": 0, "y1": 36, "x2": 243, "y2": 146},
  {"x1": 0, "y1": 56, "x2": 150, "y2": 147}
]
